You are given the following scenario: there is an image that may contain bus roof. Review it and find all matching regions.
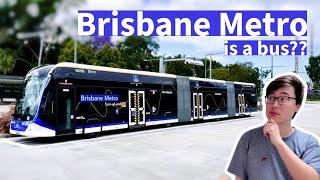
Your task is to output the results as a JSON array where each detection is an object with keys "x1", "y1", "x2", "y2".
[
  {"x1": 189, "y1": 77, "x2": 256, "y2": 86},
  {"x1": 189, "y1": 77, "x2": 227, "y2": 84},
  {"x1": 234, "y1": 81, "x2": 256, "y2": 86},
  {"x1": 26, "y1": 65, "x2": 55, "y2": 78},
  {"x1": 46, "y1": 62, "x2": 256, "y2": 86},
  {"x1": 50, "y1": 62, "x2": 177, "y2": 79}
]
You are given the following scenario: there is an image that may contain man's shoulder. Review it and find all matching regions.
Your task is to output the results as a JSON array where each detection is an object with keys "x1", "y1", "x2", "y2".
[
  {"x1": 243, "y1": 125, "x2": 264, "y2": 136},
  {"x1": 240, "y1": 125, "x2": 264, "y2": 141},
  {"x1": 294, "y1": 128, "x2": 320, "y2": 145}
]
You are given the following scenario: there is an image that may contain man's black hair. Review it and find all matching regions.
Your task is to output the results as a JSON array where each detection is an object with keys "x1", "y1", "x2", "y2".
[{"x1": 266, "y1": 75, "x2": 304, "y2": 105}]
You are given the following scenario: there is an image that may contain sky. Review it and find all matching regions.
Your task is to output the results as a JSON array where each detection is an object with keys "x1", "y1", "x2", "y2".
[{"x1": 57, "y1": 0, "x2": 320, "y2": 83}]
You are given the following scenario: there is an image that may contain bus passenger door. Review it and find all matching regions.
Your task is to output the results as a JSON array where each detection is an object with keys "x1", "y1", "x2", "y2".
[
  {"x1": 193, "y1": 92, "x2": 203, "y2": 120},
  {"x1": 56, "y1": 87, "x2": 75, "y2": 135},
  {"x1": 128, "y1": 90, "x2": 145, "y2": 127},
  {"x1": 238, "y1": 94, "x2": 245, "y2": 115}
]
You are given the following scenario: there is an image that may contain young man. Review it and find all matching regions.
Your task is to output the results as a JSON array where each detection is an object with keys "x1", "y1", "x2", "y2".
[{"x1": 227, "y1": 74, "x2": 320, "y2": 180}]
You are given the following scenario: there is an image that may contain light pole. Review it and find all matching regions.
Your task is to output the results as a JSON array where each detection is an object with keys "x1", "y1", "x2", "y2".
[
  {"x1": 205, "y1": 52, "x2": 224, "y2": 79},
  {"x1": 183, "y1": 57, "x2": 204, "y2": 76},
  {"x1": 144, "y1": 56, "x2": 184, "y2": 73},
  {"x1": 74, "y1": 37, "x2": 77, "y2": 63},
  {"x1": 259, "y1": 66, "x2": 273, "y2": 111},
  {"x1": 17, "y1": 31, "x2": 45, "y2": 66},
  {"x1": 259, "y1": 65, "x2": 285, "y2": 110},
  {"x1": 159, "y1": 56, "x2": 164, "y2": 73},
  {"x1": 271, "y1": 55, "x2": 273, "y2": 78}
]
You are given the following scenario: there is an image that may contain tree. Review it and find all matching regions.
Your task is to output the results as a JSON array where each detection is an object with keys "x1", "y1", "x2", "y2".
[
  {"x1": 163, "y1": 54, "x2": 189, "y2": 76},
  {"x1": 117, "y1": 36, "x2": 159, "y2": 70},
  {"x1": 0, "y1": 48, "x2": 15, "y2": 75},
  {"x1": 166, "y1": 61, "x2": 193, "y2": 76},
  {"x1": 306, "y1": 55, "x2": 320, "y2": 84},
  {"x1": 201, "y1": 58, "x2": 224, "y2": 78},
  {"x1": 0, "y1": 0, "x2": 86, "y2": 75},
  {"x1": 90, "y1": 36, "x2": 113, "y2": 51},
  {"x1": 93, "y1": 44, "x2": 126, "y2": 68},
  {"x1": 139, "y1": 59, "x2": 159, "y2": 72},
  {"x1": 313, "y1": 82, "x2": 320, "y2": 90},
  {"x1": 260, "y1": 69, "x2": 271, "y2": 79},
  {"x1": 0, "y1": 0, "x2": 62, "y2": 75},
  {"x1": 58, "y1": 39, "x2": 94, "y2": 64},
  {"x1": 0, "y1": 0, "x2": 61, "y2": 46},
  {"x1": 213, "y1": 62, "x2": 260, "y2": 85}
]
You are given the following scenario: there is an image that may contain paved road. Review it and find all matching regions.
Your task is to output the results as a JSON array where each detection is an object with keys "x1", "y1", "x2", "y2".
[{"x1": 0, "y1": 103, "x2": 319, "y2": 180}]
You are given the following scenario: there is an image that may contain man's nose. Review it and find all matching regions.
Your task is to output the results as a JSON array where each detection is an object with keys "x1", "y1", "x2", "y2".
[{"x1": 272, "y1": 98, "x2": 280, "y2": 107}]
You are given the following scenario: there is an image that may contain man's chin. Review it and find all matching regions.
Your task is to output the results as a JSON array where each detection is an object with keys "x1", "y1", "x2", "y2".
[{"x1": 273, "y1": 119, "x2": 281, "y2": 124}]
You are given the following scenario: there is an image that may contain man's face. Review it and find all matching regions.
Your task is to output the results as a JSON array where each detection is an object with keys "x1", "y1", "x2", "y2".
[{"x1": 266, "y1": 86, "x2": 301, "y2": 125}]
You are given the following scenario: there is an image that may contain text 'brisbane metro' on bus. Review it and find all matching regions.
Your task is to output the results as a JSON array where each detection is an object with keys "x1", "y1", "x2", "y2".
[{"x1": 10, "y1": 62, "x2": 257, "y2": 137}]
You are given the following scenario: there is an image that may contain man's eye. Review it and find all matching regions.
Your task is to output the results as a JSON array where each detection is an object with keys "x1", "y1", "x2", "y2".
[{"x1": 280, "y1": 97, "x2": 287, "y2": 101}]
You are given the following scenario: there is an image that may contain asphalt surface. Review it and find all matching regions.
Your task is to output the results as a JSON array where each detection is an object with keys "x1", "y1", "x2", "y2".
[{"x1": 0, "y1": 103, "x2": 319, "y2": 180}]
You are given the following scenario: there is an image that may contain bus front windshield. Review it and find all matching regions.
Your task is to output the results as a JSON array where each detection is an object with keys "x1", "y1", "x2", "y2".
[{"x1": 14, "y1": 76, "x2": 47, "y2": 120}]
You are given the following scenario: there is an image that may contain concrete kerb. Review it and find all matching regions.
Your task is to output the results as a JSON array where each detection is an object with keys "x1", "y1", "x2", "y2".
[{"x1": 306, "y1": 101, "x2": 320, "y2": 104}]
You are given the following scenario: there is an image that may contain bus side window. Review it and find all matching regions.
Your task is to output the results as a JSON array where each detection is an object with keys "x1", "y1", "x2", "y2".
[{"x1": 39, "y1": 90, "x2": 55, "y2": 126}]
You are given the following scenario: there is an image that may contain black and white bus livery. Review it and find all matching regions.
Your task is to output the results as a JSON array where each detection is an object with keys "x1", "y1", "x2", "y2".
[{"x1": 10, "y1": 62, "x2": 257, "y2": 137}]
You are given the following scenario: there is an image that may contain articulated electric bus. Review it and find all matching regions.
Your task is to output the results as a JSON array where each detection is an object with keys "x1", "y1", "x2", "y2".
[{"x1": 10, "y1": 62, "x2": 257, "y2": 137}]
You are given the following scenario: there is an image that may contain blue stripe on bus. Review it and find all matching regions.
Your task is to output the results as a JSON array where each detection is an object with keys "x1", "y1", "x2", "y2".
[
  {"x1": 10, "y1": 119, "x2": 29, "y2": 131},
  {"x1": 33, "y1": 116, "x2": 55, "y2": 130}
]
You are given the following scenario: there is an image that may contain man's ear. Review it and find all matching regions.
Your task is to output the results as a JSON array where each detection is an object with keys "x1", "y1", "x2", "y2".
[
  {"x1": 292, "y1": 104, "x2": 301, "y2": 120},
  {"x1": 296, "y1": 104, "x2": 301, "y2": 112}
]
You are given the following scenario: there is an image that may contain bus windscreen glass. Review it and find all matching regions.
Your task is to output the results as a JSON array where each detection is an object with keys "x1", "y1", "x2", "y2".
[{"x1": 14, "y1": 76, "x2": 46, "y2": 120}]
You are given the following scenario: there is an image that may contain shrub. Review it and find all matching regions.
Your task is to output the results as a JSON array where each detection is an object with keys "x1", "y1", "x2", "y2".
[
  {"x1": 307, "y1": 94, "x2": 320, "y2": 101},
  {"x1": 0, "y1": 106, "x2": 14, "y2": 134}
]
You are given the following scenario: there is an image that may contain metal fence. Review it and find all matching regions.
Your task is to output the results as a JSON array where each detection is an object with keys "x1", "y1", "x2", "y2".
[{"x1": 0, "y1": 76, "x2": 24, "y2": 104}]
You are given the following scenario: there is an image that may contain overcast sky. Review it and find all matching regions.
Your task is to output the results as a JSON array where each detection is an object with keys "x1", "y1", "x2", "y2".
[{"x1": 65, "y1": 0, "x2": 320, "y2": 82}]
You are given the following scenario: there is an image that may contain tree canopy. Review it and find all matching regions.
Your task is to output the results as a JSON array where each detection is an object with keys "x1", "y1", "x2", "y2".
[
  {"x1": 0, "y1": 0, "x2": 61, "y2": 46},
  {"x1": 0, "y1": 48, "x2": 15, "y2": 74},
  {"x1": 306, "y1": 55, "x2": 320, "y2": 85},
  {"x1": 117, "y1": 36, "x2": 159, "y2": 70},
  {"x1": 0, "y1": 0, "x2": 61, "y2": 75},
  {"x1": 213, "y1": 62, "x2": 260, "y2": 86},
  {"x1": 93, "y1": 44, "x2": 125, "y2": 68},
  {"x1": 59, "y1": 39, "x2": 95, "y2": 64}
]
